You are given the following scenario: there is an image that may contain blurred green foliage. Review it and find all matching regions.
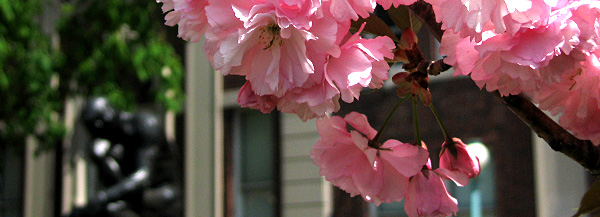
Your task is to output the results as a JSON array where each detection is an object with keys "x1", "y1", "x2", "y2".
[
  {"x1": 0, "y1": 0, "x2": 64, "y2": 151},
  {"x1": 0, "y1": 0, "x2": 184, "y2": 150},
  {"x1": 58, "y1": 0, "x2": 184, "y2": 112}
]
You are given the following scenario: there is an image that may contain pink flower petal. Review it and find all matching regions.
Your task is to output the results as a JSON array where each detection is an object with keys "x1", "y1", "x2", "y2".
[{"x1": 404, "y1": 171, "x2": 459, "y2": 217}]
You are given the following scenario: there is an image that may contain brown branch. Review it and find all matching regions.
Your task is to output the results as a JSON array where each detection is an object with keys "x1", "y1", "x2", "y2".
[
  {"x1": 495, "y1": 92, "x2": 600, "y2": 176},
  {"x1": 407, "y1": 0, "x2": 600, "y2": 176}
]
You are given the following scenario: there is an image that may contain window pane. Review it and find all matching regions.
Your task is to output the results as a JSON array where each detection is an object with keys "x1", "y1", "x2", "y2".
[
  {"x1": 241, "y1": 111, "x2": 275, "y2": 183},
  {"x1": 243, "y1": 189, "x2": 276, "y2": 217},
  {"x1": 446, "y1": 157, "x2": 497, "y2": 217},
  {"x1": 225, "y1": 109, "x2": 279, "y2": 217},
  {"x1": 377, "y1": 201, "x2": 407, "y2": 217}
]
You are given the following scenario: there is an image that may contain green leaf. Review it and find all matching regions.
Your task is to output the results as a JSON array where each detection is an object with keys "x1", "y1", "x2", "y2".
[
  {"x1": 410, "y1": 13, "x2": 423, "y2": 35},
  {"x1": 0, "y1": 70, "x2": 8, "y2": 90},
  {"x1": 387, "y1": 5, "x2": 424, "y2": 34},
  {"x1": 350, "y1": 15, "x2": 400, "y2": 42},
  {"x1": 137, "y1": 69, "x2": 149, "y2": 81},
  {"x1": 60, "y1": 3, "x2": 75, "y2": 16},
  {"x1": 574, "y1": 180, "x2": 600, "y2": 216},
  {"x1": 0, "y1": 0, "x2": 15, "y2": 21},
  {"x1": 387, "y1": 5, "x2": 410, "y2": 30}
]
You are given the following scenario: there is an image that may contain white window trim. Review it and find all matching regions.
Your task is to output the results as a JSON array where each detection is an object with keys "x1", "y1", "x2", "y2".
[
  {"x1": 184, "y1": 40, "x2": 224, "y2": 217},
  {"x1": 533, "y1": 114, "x2": 587, "y2": 217}
]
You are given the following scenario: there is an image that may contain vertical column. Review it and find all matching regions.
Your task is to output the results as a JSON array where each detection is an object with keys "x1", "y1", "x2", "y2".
[
  {"x1": 24, "y1": 136, "x2": 55, "y2": 217},
  {"x1": 185, "y1": 40, "x2": 224, "y2": 217},
  {"x1": 533, "y1": 130, "x2": 587, "y2": 217},
  {"x1": 60, "y1": 96, "x2": 86, "y2": 215}
]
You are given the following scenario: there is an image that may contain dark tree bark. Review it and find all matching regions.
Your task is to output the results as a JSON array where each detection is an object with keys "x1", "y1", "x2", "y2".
[
  {"x1": 407, "y1": 0, "x2": 600, "y2": 177},
  {"x1": 496, "y1": 93, "x2": 600, "y2": 176}
]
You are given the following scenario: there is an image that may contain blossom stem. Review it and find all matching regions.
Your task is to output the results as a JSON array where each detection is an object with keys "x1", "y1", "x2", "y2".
[
  {"x1": 429, "y1": 103, "x2": 452, "y2": 143},
  {"x1": 412, "y1": 96, "x2": 421, "y2": 146},
  {"x1": 371, "y1": 96, "x2": 408, "y2": 147}
]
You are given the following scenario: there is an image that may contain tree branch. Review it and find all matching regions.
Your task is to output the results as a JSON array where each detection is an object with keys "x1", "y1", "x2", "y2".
[
  {"x1": 407, "y1": 0, "x2": 600, "y2": 176},
  {"x1": 495, "y1": 93, "x2": 600, "y2": 176}
]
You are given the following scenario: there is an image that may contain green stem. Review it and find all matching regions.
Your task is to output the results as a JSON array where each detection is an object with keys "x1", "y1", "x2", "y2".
[
  {"x1": 412, "y1": 96, "x2": 421, "y2": 146},
  {"x1": 429, "y1": 103, "x2": 452, "y2": 142},
  {"x1": 371, "y1": 96, "x2": 408, "y2": 147}
]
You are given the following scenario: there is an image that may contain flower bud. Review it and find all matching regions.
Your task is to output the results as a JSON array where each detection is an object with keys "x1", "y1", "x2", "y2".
[
  {"x1": 440, "y1": 138, "x2": 481, "y2": 179},
  {"x1": 392, "y1": 72, "x2": 411, "y2": 85}
]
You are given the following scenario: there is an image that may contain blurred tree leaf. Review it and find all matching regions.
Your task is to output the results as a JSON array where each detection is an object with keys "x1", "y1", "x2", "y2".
[
  {"x1": 351, "y1": 15, "x2": 400, "y2": 42},
  {"x1": 388, "y1": 5, "x2": 423, "y2": 34},
  {"x1": 574, "y1": 180, "x2": 600, "y2": 216},
  {"x1": 0, "y1": 0, "x2": 64, "y2": 150},
  {"x1": 58, "y1": 0, "x2": 184, "y2": 112},
  {"x1": 1, "y1": 0, "x2": 185, "y2": 152}
]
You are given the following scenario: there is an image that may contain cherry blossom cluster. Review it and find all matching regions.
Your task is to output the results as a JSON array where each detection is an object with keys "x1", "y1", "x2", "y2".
[
  {"x1": 434, "y1": 0, "x2": 600, "y2": 144},
  {"x1": 156, "y1": 0, "x2": 600, "y2": 215},
  {"x1": 157, "y1": 0, "x2": 428, "y2": 121},
  {"x1": 310, "y1": 112, "x2": 480, "y2": 216}
]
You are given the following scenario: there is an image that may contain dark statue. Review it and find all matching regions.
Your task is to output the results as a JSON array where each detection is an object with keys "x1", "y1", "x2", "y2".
[{"x1": 68, "y1": 97, "x2": 182, "y2": 217}]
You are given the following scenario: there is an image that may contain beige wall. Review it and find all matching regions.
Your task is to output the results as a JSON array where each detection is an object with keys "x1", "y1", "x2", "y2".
[{"x1": 280, "y1": 114, "x2": 332, "y2": 217}]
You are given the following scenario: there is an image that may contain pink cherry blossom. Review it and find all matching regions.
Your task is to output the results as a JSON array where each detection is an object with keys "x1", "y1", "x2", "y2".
[
  {"x1": 475, "y1": 23, "x2": 565, "y2": 69},
  {"x1": 438, "y1": 138, "x2": 481, "y2": 186},
  {"x1": 212, "y1": 1, "x2": 395, "y2": 120},
  {"x1": 277, "y1": 22, "x2": 393, "y2": 120},
  {"x1": 329, "y1": 0, "x2": 376, "y2": 22},
  {"x1": 238, "y1": 21, "x2": 394, "y2": 120},
  {"x1": 157, "y1": 0, "x2": 209, "y2": 42},
  {"x1": 377, "y1": 0, "x2": 418, "y2": 10},
  {"x1": 438, "y1": 3, "x2": 590, "y2": 96},
  {"x1": 438, "y1": 0, "x2": 600, "y2": 146},
  {"x1": 440, "y1": 30, "x2": 575, "y2": 96},
  {"x1": 404, "y1": 169, "x2": 459, "y2": 217},
  {"x1": 310, "y1": 112, "x2": 429, "y2": 205},
  {"x1": 269, "y1": 0, "x2": 322, "y2": 29},
  {"x1": 203, "y1": 0, "x2": 340, "y2": 98},
  {"x1": 532, "y1": 51, "x2": 600, "y2": 145},
  {"x1": 237, "y1": 81, "x2": 279, "y2": 113},
  {"x1": 266, "y1": 4, "x2": 348, "y2": 120},
  {"x1": 277, "y1": 74, "x2": 341, "y2": 121},
  {"x1": 438, "y1": 31, "x2": 478, "y2": 78},
  {"x1": 438, "y1": 0, "x2": 600, "y2": 97},
  {"x1": 326, "y1": 23, "x2": 395, "y2": 103},
  {"x1": 429, "y1": 0, "x2": 556, "y2": 41},
  {"x1": 560, "y1": 1, "x2": 600, "y2": 55}
]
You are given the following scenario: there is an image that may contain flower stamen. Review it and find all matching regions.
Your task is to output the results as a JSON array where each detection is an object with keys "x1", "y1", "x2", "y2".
[{"x1": 259, "y1": 23, "x2": 282, "y2": 50}]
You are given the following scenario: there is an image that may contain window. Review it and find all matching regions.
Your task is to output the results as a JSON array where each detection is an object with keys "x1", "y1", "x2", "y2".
[
  {"x1": 225, "y1": 109, "x2": 281, "y2": 217},
  {"x1": 0, "y1": 143, "x2": 24, "y2": 217}
]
